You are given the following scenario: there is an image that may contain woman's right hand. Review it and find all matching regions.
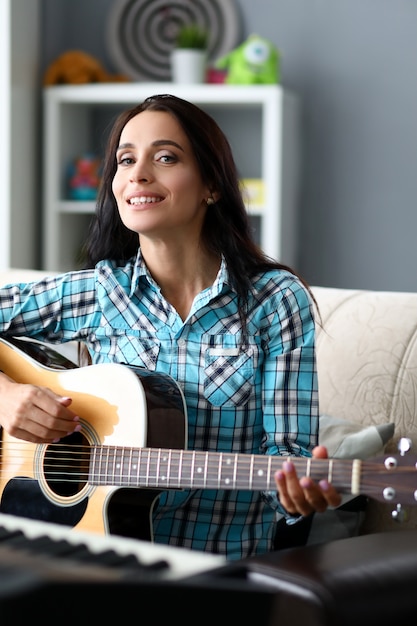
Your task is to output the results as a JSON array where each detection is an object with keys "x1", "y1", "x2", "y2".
[{"x1": 0, "y1": 373, "x2": 81, "y2": 443}]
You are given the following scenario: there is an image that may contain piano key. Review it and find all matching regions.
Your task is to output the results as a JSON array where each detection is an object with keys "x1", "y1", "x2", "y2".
[{"x1": 0, "y1": 512, "x2": 227, "y2": 581}]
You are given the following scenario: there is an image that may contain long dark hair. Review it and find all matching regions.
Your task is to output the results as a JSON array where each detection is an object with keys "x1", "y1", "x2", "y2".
[{"x1": 83, "y1": 94, "x2": 316, "y2": 329}]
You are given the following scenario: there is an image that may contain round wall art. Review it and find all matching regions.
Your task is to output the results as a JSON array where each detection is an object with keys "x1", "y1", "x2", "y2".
[{"x1": 106, "y1": 0, "x2": 241, "y2": 81}]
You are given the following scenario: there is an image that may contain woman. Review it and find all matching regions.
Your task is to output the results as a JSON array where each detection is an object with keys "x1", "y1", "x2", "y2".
[{"x1": 0, "y1": 94, "x2": 340, "y2": 560}]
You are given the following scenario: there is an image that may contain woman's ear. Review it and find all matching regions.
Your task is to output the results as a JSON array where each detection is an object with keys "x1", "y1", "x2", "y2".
[{"x1": 206, "y1": 191, "x2": 220, "y2": 205}]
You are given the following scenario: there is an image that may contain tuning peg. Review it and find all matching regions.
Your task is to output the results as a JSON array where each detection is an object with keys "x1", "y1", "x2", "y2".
[
  {"x1": 398, "y1": 437, "x2": 412, "y2": 456},
  {"x1": 392, "y1": 503, "x2": 408, "y2": 523}
]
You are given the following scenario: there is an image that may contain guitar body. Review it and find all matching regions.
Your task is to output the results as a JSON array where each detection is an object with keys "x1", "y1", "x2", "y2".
[{"x1": 0, "y1": 337, "x2": 187, "y2": 540}]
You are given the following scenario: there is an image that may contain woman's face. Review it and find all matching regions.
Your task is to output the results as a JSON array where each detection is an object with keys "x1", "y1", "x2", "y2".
[{"x1": 112, "y1": 110, "x2": 211, "y2": 241}]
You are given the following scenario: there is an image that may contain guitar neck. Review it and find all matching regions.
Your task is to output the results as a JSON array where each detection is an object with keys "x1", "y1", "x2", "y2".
[
  {"x1": 91, "y1": 447, "x2": 357, "y2": 494},
  {"x1": 89, "y1": 445, "x2": 417, "y2": 506}
]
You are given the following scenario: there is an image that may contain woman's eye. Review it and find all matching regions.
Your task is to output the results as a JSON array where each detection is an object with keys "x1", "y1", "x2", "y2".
[
  {"x1": 156, "y1": 152, "x2": 177, "y2": 164},
  {"x1": 118, "y1": 155, "x2": 134, "y2": 166}
]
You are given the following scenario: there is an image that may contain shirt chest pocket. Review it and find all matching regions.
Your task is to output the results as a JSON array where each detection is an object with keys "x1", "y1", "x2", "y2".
[{"x1": 203, "y1": 345, "x2": 256, "y2": 407}]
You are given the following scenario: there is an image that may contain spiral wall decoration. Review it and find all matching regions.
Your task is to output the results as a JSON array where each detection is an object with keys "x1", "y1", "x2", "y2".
[{"x1": 106, "y1": 0, "x2": 241, "y2": 81}]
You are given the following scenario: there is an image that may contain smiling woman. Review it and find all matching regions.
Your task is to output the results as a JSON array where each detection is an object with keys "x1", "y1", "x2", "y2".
[{"x1": 0, "y1": 93, "x2": 341, "y2": 561}]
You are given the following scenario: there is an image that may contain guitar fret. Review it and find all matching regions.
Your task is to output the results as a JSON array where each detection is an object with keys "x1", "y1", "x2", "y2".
[
  {"x1": 249, "y1": 455, "x2": 254, "y2": 489},
  {"x1": 167, "y1": 450, "x2": 176, "y2": 487},
  {"x1": 191, "y1": 451, "x2": 196, "y2": 487},
  {"x1": 351, "y1": 459, "x2": 361, "y2": 494},
  {"x1": 109, "y1": 447, "x2": 114, "y2": 485},
  {"x1": 203, "y1": 451, "x2": 208, "y2": 488},
  {"x1": 328, "y1": 458, "x2": 333, "y2": 483},
  {"x1": 90, "y1": 446, "x2": 97, "y2": 484},
  {"x1": 157, "y1": 449, "x2": 162, "y2": 484},
  {"x1": 167, "y1": 449, "x2": 172, "y2": 485},
  {"x1": 131, "y1": 448, "x2": 136, "y2": 486},
  {"x1": 129, "y1": 448, "x2": 135, "y2": 486},
  {"x1": 178, "y1": 450, "x2": 183, "y2": 486},
  {"x1": 110, "y1": 447, "x2": 115, "y2": 484},
  {"x1": 267, "y1": 455, "x2": 272, "y2": 489},
  {"x1": 145, "y1": 448, "x2": 151, "y2": 487},
  {"x1": 97, "y1": 445, "x2": 103, "y2": 485},
  {"x1": 232, "y1": 454, "x2": 237, "y2": 488},
  {"x1": 137, "y1": 449, "x2": 142, "y2": 484},
  {"x1": 118, "y1": 447, "x2": 124, "y2": 485},
  {"x1": 135, "y1": 448, "x2": 140, "y2": 484}
]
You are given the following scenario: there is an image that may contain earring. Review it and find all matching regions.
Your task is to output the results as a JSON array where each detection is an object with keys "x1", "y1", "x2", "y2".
[{"x1": 206, "y1": 197, "x2": 215, "y2": 205}]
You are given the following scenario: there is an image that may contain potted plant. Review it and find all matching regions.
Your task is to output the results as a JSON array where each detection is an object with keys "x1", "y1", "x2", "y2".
[{"x1": 171, "y1": 23, "x2": 209, "y2": 84}]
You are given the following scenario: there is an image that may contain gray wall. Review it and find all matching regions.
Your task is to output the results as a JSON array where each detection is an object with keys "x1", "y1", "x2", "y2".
[{"x1": 41, "y1": 0, "x2": 417, "y2": 292}]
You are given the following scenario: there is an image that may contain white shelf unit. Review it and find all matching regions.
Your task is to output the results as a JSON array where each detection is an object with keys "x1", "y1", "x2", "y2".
[{"x1": 42, "y1": 83, "x2": 299, "y2": 272}]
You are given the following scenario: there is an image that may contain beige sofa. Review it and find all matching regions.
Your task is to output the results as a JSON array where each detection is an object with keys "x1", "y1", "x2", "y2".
[
  {"x1": 1, "y1": 269, "x2": 417, "y2": 537},
  {"x1": 313, "y1": 285, "x2": 417, "y2": 536}
]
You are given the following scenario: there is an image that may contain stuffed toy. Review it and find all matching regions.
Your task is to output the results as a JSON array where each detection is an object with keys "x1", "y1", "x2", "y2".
[
  {"x1": 43, "y1": 50, "x2": 129, "y2": 86},
  {"x1": 67, "y1": 154, "x2": 101, "y2": 200},
  {"x1": 215, "y1": 34, "x2": 280, "y2": 85}
]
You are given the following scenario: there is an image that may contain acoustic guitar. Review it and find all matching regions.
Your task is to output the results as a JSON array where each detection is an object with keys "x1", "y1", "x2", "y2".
[{"x1": 0, "y1": 336, "x2": 415, "y2": 541}]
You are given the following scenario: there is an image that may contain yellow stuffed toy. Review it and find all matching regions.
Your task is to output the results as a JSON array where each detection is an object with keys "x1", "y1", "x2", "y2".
[{"x1": 43, "y1": 50, "x2": 129, "y2": 86}]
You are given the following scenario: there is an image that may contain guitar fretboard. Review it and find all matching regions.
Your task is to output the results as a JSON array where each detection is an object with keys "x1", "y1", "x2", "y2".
[{"x1": 90, "y1": 446, "x2": 361, "y2": 493}]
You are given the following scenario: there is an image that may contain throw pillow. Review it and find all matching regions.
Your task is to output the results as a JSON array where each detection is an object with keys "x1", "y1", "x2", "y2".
[{"x1": 319, "y1": 414, "x2": 395, "y2": 459}]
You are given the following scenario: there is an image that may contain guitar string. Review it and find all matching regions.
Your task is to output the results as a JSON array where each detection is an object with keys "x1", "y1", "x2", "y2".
[{"x1": 0, "y1": 441, "x2": 360, "y2": 491}]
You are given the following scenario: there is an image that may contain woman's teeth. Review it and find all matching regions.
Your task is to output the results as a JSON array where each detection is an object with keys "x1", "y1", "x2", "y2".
[{"x1": 129, "y1": 196, "x2": 162, "y2": 204}]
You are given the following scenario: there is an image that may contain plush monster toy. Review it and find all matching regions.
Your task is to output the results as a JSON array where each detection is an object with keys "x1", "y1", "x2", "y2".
[{"x1": 215, "y1": 34, "x2": 280, "y2": 84}]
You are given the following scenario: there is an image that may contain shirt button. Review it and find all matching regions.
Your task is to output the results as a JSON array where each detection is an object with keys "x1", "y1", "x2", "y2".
[{"x1": 177, "y1": 339, "x2": 186, "y2": 346}]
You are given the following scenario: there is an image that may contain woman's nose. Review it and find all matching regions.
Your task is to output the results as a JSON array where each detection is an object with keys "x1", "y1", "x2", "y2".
[{"x1": 130, "y1": 160, "x2": 152, "y2": 183}]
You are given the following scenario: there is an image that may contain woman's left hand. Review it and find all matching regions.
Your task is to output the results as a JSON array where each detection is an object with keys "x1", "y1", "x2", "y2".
[{"x1": 274, "y1": 446, "x2": 342, "y2": 517}]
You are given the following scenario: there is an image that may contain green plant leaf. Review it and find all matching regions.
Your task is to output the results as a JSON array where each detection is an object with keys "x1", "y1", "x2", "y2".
[{"x1": 175, "y1": 24, "x2": 208, "y2": 49}]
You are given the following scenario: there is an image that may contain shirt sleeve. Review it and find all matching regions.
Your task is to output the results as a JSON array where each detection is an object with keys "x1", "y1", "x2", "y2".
[
  {"x1": 260, "y1": 277, "x2": 319, "y2": 514},
  {"x1": 0, "y1": 271, "x2": 98, "y2": 343}
]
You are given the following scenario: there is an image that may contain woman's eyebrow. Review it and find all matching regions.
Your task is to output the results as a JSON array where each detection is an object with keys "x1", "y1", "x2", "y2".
[
  {"x1": 116, "y1": 140, "x2": 184, "y2": 152},
  {"x1": 116, "y1": 142, "x2": 135, "y2": 151}
]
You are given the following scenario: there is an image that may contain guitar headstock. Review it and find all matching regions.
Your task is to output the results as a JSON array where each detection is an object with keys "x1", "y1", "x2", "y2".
[{"x1": 362, "y1": 440, "x2": 417, "y2": 509}]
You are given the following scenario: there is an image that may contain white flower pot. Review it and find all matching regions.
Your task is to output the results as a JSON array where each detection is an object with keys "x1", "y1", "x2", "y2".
[{"x1": 171, "y1": 49, "x2": 207, "y2": 84}]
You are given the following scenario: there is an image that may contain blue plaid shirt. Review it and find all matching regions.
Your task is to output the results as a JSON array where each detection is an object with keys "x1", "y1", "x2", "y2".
[{"x1": 0, "y1": 251, "x2": 318, "y2": 560}]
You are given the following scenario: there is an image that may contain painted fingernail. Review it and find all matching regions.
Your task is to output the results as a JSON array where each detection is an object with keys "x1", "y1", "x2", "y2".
[
  {"x1": 67, "y1": 425, "x2": 82, "y2": 436},
  {"x1": 319, "y1": 480, "x2": 330, "y2": 491},
  {"x1": 283, "y1": 461, "x2": 294, "y2": 472},
  {"x1": 52, "y1": 438, "x2": 60, "y2": 443}
]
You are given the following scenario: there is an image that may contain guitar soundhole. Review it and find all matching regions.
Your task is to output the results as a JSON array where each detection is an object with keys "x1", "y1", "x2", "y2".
[{"x1": 44, "y1": 432, "x2": 91, "y2": 497}]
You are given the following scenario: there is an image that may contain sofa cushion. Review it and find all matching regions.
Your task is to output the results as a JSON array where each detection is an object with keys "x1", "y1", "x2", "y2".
[{"x1": 319, "y1": 414, "x2": 394, "y2": 459}]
